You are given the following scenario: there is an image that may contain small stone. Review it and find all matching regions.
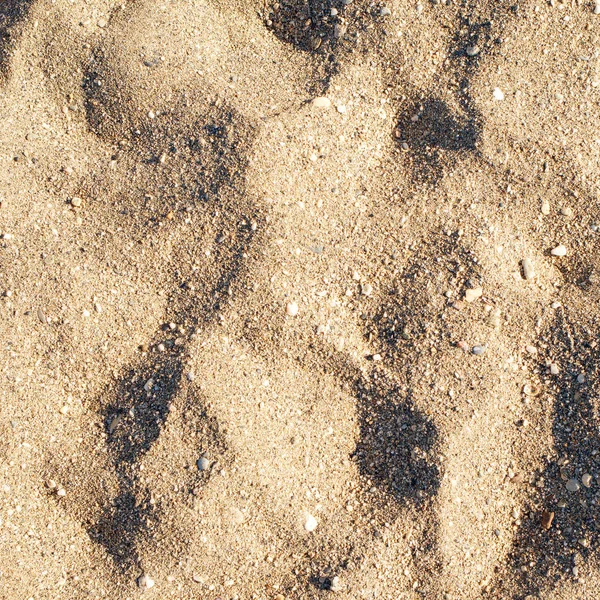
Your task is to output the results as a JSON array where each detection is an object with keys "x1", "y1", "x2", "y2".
[
  {"x1": 557, "y1": 499, "x2": 567, "y2": 508},
  {"x1": 94, "y1": 302, "x2": 102, "y2": 313},
  {"x1": 82, "y1": 309, "x2": 91, "y2": 318},
  {"x1": 380, "y1": 6, "x2": 391, "y2": 16},
  {"x1": 522, "y1": 258, "x2": 535, "y2": 281},
  {"x1": 472, "y1": 345, "x2": 486, "y2": 355},
  {"x1": 595, "y1": 1, "x2": 600, "y2": 14},
  {"x1": 97, "y1": 18, "x2": 107, "y2": 27},
  {"x1": 143, "y1": 378, "x2": 154, "y2": 392},
  {"x1": 577, "y1": 373, "x2": 586, "y2": 384},
  {"x1": 493, "y1": 87, "x2": 505, "y2": 101},
  {"x1": 582, "y1": 473, "x2": 592, "y2": 488},
  {"x1": 466, "y1": 45, "x2": 480, "y2": 56},
  {"x1": 566, "y1": 479, "x2": 580, "y2": 492},
  {"x1": 551, "y1": 301, "x2": 561, "y2": 309},
  {"x1": 551, "y1": 245, "x2": 567, "y2": 257},
  {"x1": 37, "y1": 309, "x2": 48, "y2": 324},
  {"x1": 304, "y1": 513, "x2": 318, "y2": 532},
  {"x1": 550, "y1": 364, "x2": 559, "y2": 375},
  {"x1": 60, "y1": 405, "x2": 69, "y2": 415},
  {"x1": 330, "y1": 8, "x2": 338, "y2": 16},
  {"x1": 197, "y1": 457, "x2": 210, "y2": 471},
  {"x1": 361, "y1": 283, "x2": 373, "y2": 296},
  {"x1": 137, "y1": 574, "x2": 155, "y2": 590},
  {"x1": 313, "y1": 97, "x2": 331, "y2": 108},
  {"x1": 560, "y1": 206, "x2": 572, "y2": 217},
  {"x1": 330, "y1": 575, "x2": 342, "y2": 592},
  {"x1": 541, "y1": 510, "x2": 554, "y2": 530},
  {"x1": 525, "y1": 345, "x2": 537, "y2": 355},
  {"x1": 71, "y1": 197, "x2": 82, "y2": 207},
  {"x1": 334, "y1": 337, "x2": 345, "y2": 351},
  {"x1": 157, "y1": 343, "x2": 165, "y2": 352},
  {"x1": 541, "y1": 199, "x2": 550, "y2": 215},
  {"x1": 286, "y1": 302, "x2": 299, "y2": 316},
  {"x1": 464, "y1": 287, "x2": 483, "y2": 302}
]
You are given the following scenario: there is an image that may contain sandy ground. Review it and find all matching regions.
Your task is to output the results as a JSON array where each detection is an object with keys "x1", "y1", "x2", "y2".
[{"x1": 1, "y1": 0, "x2": 600, "y2": 598}]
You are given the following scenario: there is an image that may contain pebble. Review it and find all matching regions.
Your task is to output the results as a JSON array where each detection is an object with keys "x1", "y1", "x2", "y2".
[
  {"x1": 313, "y1": 97, "x2": 331, "y2": 108},
  {"x1": 330, "y1": 576, "x2": 342, "y2": 592},
  {"x1": 522, "y1": 258, "x2": 535, "y2": 281},
  {"x1": 566, "y1": 479, "x2": 580, "y2": 492},
  {"x1": 37, "y1": 309, "x2": 48, "y2": 324},
  {"x1": 464, "y1": 287, "x2": 483, "y2": 302},
  {"x1": 560, "y1": 206, "x2": 572, "y2": 217},
  {"x1": 197, "y1": 457, "x2": 210, "y2": 471},
  {"x1": 595, "y1": 0, "x2": 600, "y2": 14},
  {"x1": 330, "y1": 8, "x2": 338, "y2": 16},
  {"x1": 551, "y1": 245, "x2": 567, "y2": 257},
  {"x1": 541, "y1": 199, "x2": 550, "y2": 215},
  {"x1": 380, "y1": 6, "x2": 391, "y2": 16},
  {"x1": 525, "y1": 345, "x2": 537, "y2": 355},
  {"x1": 137, "y1": 574, "x2": 155, "y2": 590},
  {"x1": 472, "y1": 345, "x2": 486, "y2": 355},
  {"x1": 493, "y1": 88, "x2": 505, "y2": 101},
  {"x1": 550, "y1": 364, "x2": 559, "y2": 375},
  {"x1": 286, "y1": 302, "x2": 299, "y2": 316},
  {"x1": 361, "y1": 283, "x2": 373, "y2": 296},
  {"x1": 577, "y1": 373, "x2": 586, "y2": 384},
  {"x1": 466, "y1": 45, "x2": 480, "y2": 57},
  {"x1": 541, "y1": 510, "x2": 554, "y2": 530},
  {"x1": 304, "y1": 514, "x2": 318, "y2": 532},
  {"x1": 582, "y1": 473, "x2": 592, "y2": 488},
  {"x1": 71, "y1": 197, "x2": 82, "y2": 207}
]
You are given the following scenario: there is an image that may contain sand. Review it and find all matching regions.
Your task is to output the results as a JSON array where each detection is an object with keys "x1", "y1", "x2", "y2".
[{"x1": 1, "y1": 0, "x2": 600, "y2": 598}]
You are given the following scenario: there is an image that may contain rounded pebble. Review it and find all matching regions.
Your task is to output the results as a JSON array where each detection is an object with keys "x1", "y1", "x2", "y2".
[
  {"x1": 577, "y1": 373, "x2": 586, "y2": 384},
  {"x1": 522, "y1": 258, "x2": 535, "y2": 281},
  {"x1": 493, "y1": 88, "x2": 505, "y2": 101},
  {"x1": 466, "y1": 45, "x2": 480, "y2": 56},
  {"x1": 550, "y1": 364, "x2": 559, "y2": 375},
  {"x1": 286, "y1": 301, "x2": 299, "y2": 316},
  {"x1": 380, "y1": 6, "x2": 391, "y2": 16},
  {"x1": 566, "y1": 479, "x2": 580, "y2": 492},
  {"x1": 582, "y1": 473, "x2": 592, "y2": 488},
  {"x1": 472, "y1": 345, "x2": 486, "y2": 355},
  {"x1": 304, "y1": 513, "x2": 318, "y2": 532},
  {"x1": 541, "y1": 199, "x2": 550, "y2": 215},
  {"x1": 551, "y1": 245, "x2": 567, "y2": 257},
  {"x1": 197, "y1": 457, "x2": 210, "y2": 471},
  {"x1": 313, "y1": 97, "x2": 331, "y2": 108}
]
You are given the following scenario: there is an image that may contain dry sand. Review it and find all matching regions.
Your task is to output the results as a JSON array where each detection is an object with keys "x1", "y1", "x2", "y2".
[{"x1": 1, "y1": 0, "x2": 600, "y2": 598}]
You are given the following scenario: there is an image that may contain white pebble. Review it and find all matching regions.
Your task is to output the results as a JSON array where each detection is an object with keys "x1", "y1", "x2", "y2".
[
  {"x1": 551, "y1": 245, "x2": 567, "y2": 257},
  {"x1": 493, "y1": 88, "x2": 505, "y2": 101},
  {"x1": 82, "y1": 309, "x2": 91, "y2": 318},
  {"x1": 312, "y1": 97, "x2": 331, "y2": 108},
  {"x1": 138, "y1": 574, "x2": 155, "y2": 590},
  {"x1": 582, "y1": 473, "x2": 592, "y2": 488},
  {"x1": 522, "y1": 258, "x2": 535, "y2": 281},
  {"x1": 577, "y1": 374, "x2": 586, "y2": 384},
  {"x1": 197, "y1": 457, "x2": 210, "y2": 471},
  {"x1": 466, "y1": 45, "x2": 480, "y2": 57},
  {"x1": 330, "y1": 575, "x2": 342, "y2": 592},
  {"x1": 464, "y1": 287, "x2": 483, "y2": 302},
  {"x1": 541, "y1": 199, "x2": 550, "y2": 215},
  {"x1": 304, "y1": 513, "x2": 318, "y2": 532},
  {"x1": 380, "y1": 6, "x2": 391, "y2": 16},
  {"x1": 550, "y1": 364, "x2": 559, "y2": 375},
  {"x1": 595, "y1": 1, "x2": 600, "y2": 14},
  {"x1": 361, "y1": 283, "x2": 373, "y2": 296},
  {"x1": 286, "y1": 302, "x2": 299, "y2": 316},
  {"x1": 566, "y1": 479, "x2": 580, "y2": 492}
]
